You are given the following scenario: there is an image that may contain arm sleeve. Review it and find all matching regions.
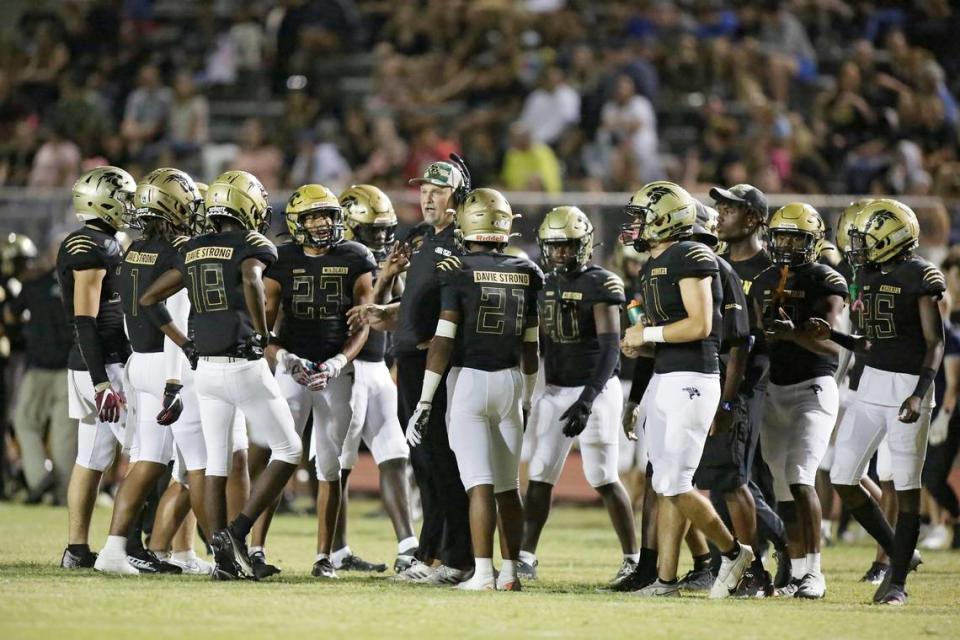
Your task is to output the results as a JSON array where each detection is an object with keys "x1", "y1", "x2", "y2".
[
  {"x1": 74, "y1": 315, "x2": 109, "y2": 386},
  {"x1": 628, "y1": 354, "x2": 655, "y2": 404},
  {"x1": 580, "y1": 331, "x2": 620, "y2": 403},
  {"x1": 163, "y1": 288, "x2": 191, "y2": 382}
]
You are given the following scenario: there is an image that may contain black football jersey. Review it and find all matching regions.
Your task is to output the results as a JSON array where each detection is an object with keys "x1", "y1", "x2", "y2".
[
  {"x1": 540, "y1": 265, "x2": 625, "y2": 387},
  {"x1": 118, "y1": 236, "x2": 185, "y2": 353},
  {"x1": 719, "y1": 249, "x2": 773, "y2": 392},
  {"x1": 856, "y1": 256, "x2": 945, "y2": 374},
  {"x1": 56, "y1": 224, "x2": 130, "y2": 371},
  {"x1": 439, "y1": 251, "x2": 543, "y2": 372},
  {"x1": 177, "y1": 230, "x2": 278, "y2": 356},
  {"x1": 751, "y1": 261, "x2": 848, "y2": 385},
  {"x1": 717, "y1": 256, "x2": 751, "y2": 351},
  {"x1": 266, "y1": 240, "x2": 377, "y2": 362},
  {"x1": 640, "y1": 241, "x2": 721, "y2": 375},
  {"x1": 357, "y1": 256, "x2": 388, "y2": 363}
]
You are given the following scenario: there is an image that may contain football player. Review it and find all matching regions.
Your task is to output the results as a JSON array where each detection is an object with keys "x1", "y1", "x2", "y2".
[
  {"x1": 751, "y1": 203, "x2": 848, "y2": 599},
  {"x1": 619, "y1": 181, "x2": 752, "y2": 598},
  {"x1": 333, "y1": 184, "x2": 418, "y2": 573},
  {"x1": 407, "y1": 188, "x2": 542, "y2": 591},
  {"x1": 94, "y1": 168, "x2": 205, "y2": 575},
  {"x1": 56, "y1": 166, "x2": 135, "y2": 569},
  {"x1": 263, "y1": 184, "x2": 375, "y2": 579},
  {"x1": 822, "y1": 199, "x2": 943, "y2": 605},
  {"x1": 519, "y1": 206, "x2": 638, "y2": 585},
  {"x1": 139, "y1": 170, "x2": 302, "y2": 580}
]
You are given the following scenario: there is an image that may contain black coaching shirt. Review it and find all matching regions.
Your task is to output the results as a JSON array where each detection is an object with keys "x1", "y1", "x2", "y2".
[
  {"x1": 266, "y1": 240, "x2": 377, "y2": 363},
  {"x1": 9, "y1": 269, "x2": 73, "y2": 369},
  {"x1": 720, "y1": 249, "x2": 773, "y2": 392},
  {"x1": 856, "y1": 257, "x2": 945, "y2": 375},
  {"x1": 640, "y1": 240, "x2": 722, "y2": 375},
  {"x1": 118, "y1": 236, "x2": 185, "y2": 353},
  {"x1": 540, "y1": 265, "x2": 626, "y2": 387},
  {"x1": 56, "y1": 223, "x2": 130, "y2": 371},
  {"x1": 177, "y1": 230, "x2": 277, "y2": 356},
  {"x1": 751, "y1": 261, "x2": 848, "y2": 385},
  {"x1": 439, "y1": 251, "x2": 543, "y2": 372}
]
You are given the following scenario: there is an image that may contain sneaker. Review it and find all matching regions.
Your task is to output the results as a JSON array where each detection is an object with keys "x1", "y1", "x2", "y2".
[
  {"x1": 94, "y1": 549, "x2": 139, "y2": 575},
  {"x1": 796, "y1": 572, "x2": 826, "y2": 599},
  {"x1": 126, "y1": 547, "x2": 182, "y2": 574},
  {"x1": 249, "y1": 550, "x2": 281, "y2": 580},
  {"x1": 60, "y1": 546, "x2": 97, "y2": 569},
  {"x1": 860, "y1": 561, "x2": 888, "y2": 585},
  {"x1": 605, "y1": 566, "x2": 655, "y2": 593},
  {"x1": 166, "y1": 552, "x2": 214, "y2": 576},
  {"x1": 394, "y1": 547, "x2": 418, "y2": 574},
  {"x1": 517, "y1": 559, "x2": 538, "y2": 580},
  {"x1": 389, "y1": 558, "x2": 435, "y2": 582},
  {"x1": 677, "y1": 566, "x2": 714, "y2": 591},
  {"x1": 610, "y1": 558, "x2": 638, "y2": 587},
  {"x1": 920, "y1": 524, "x2": 949, "y2": 550},
  {"x1": 710, "y1": 543, "x2": 754, "y2": 599},
  {"x1": 630, "y1": 578, "x2": 680, "y2": 597},
  {"x1": 311, "y1": 557, "x2": 338, "y2": 579},
  {"x1": 777, "y1": 578, "x2": 802, "y2": 597},
  {"x1": 336, "y1": 554, "x2": 387, "y2": 573},
  {"x1": 773, "y1": 548, "x2": 791, "y2": 589},
  {"x1": 454, "y1": 573, "x2": 495, "y2": 591},
  {"x1": 733, "y1": 569, "x2": 775, "y2": 598},
  {"x1": 876, "y1": 583, "x2": 908, "y2": 606},
  {"x1": 496, "y1": 574, "x2": 522, "y2": 591},
  {"x1": 422, "y1": 565, "x2": 472, "y2": 585},
  {"x1": 210, "y1": 529, "x2": 253, "y2": 579}
]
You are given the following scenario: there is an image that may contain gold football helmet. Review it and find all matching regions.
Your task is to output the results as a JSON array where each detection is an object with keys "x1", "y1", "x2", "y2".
[
  {"x1": 134, "y1": 168, "x2": 203, "y2": 235},
  {"x1": 767, "y1": 203, "x2": 825, "y2": 266},
  {"x1": 285, "y1": 184, "x2": 343, "y2": 248},
  {"x1": 455, "y1": 188, "x2": 516, "y2": 250},
  {"x1": 835, "y1": 198, "x2": 873, "y2": 254},
  {"x1": 692, "y1": 202, "x2": 720, "y2": 249},
  {"x1": 620, "y1": 181, "x2": 697, "y2": 250},
  {"x1": 848, "y1": 199, "x2": 919, "y2": 265},
  {"x1": 538, "y1": 206, "x2": 594, "y2": 274},
  {"x1": 205, "y1": 170, "x2": 272, "y2": 233},
  {"x1": 340, "y1": 184, "x2": 397, "y2": 258},
  {"x1": 1, "y1": 233, "x2": 38, "y2": 277},
  {"x1": 73, "y1": 166, "x2": 137, "y2": 229}
]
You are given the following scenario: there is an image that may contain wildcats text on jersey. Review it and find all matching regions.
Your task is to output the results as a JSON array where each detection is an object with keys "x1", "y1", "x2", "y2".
[
  {"x1": 323, "y1": 266, "x2": 349, "y2": 275},
  {"x1": 185, "y1": 246, "x2": 234, "y2": 262},
  {"x1": 473, "y1": 271, "x2": 530, "y2": 285}
]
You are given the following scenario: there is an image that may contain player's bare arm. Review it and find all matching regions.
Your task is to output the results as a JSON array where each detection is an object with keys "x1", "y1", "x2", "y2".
[
  {"x1": 262, "y1": 275, "x2": 282, "y2": 368},
  {"x1": 338, "y1": 272, "x2": 374, "y2": 362},
  {"x1": 241, "y1": 257, "x2": 268, "y2": 338},
  {"x1": 347, "y1": 301, "x2": 400, "y2": 333}
]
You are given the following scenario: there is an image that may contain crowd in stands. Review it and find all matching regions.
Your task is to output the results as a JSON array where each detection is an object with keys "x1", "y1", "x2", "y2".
[{"x1": 0, "y1": 1, "x2": 958, "y2": 221}]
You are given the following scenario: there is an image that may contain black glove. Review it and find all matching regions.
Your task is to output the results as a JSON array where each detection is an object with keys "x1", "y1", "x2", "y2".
[
  {"x1": 522, "y1": 407, "x2": 530, "y2": 433},
  {"x1": 181, "y1": 340, "x2": 199, "y2": 370},
  {"x1": 560, "y1": 398, "x2": 593, "y2": 438},
  {"x1": 239, "y1": 334, "x2": 265, "y2": 360},
  {"x1": 156, "y1": 382, "x2": 184, "y2": 426}
]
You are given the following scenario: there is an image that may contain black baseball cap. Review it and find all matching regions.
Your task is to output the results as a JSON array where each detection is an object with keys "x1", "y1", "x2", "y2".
[{"x1": 709, "y1": 183, "x2": 768, "y2": 216}]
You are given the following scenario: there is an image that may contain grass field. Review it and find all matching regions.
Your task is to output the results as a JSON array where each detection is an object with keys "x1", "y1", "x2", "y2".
[{"x1": 1, "y1": 499, "x2": 959, "y2": 640}]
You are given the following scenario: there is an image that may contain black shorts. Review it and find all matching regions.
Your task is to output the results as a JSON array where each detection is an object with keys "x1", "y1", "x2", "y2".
[{"x1": 695, "y1": 386, "x2": 765, "y2": 492}]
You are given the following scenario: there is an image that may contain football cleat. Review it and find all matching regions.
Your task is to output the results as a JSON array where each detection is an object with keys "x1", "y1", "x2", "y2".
[
  {"x1": 610, "y1": 558, "x2": 638, "y2": 587},
  {"x1": 249, "y1": 550, "x2": 281, "y2": 580},
  {"x1": 60, "y1": 547, "x2": 97, "y2": 569},
  {"x1": 389, "y1": 558, "x2": 435, "y2": 582},
  {"x1": 796, "y1": 572, "x2": 826, "y2": 599},
  {"x1": 126, "y1": 547, "x2": 182, "y2": 574},
  {"x1": 311, "y1": 557, "x2": 338, "y2": 579},
  {"x1": 496, "y1": 574, "x2": 522, "y2": 592},
  {"x1": 394, "y1": 546, "x2": 418, "y2": 574},
  {"x1": 517, "y1": 559, "x2": 538, "y2": 580},
  {"x1": 876, "y1": 583, "x2": 908, "y2": 606},
  {"x1": 421, "y1": 565, "x2": 472, "y2": 586},
  {"x1": 94, "y1": 549, "x2": 139, "y2": 575},
  {"x1": 773, "y1": 548, "x2": 792, "y2": 589},
  {"x1": 166, "y1": 552, "x2": 214, "y2": 576},
  {"x1": 605, "y1": 565, "x2": 655, "y2": 593},
  {"x1": 454, "y1": 573, "x2": 495, "y2": 591},
  {"x1": 733, "y1": 569, "x2": 775, "y2": 598},
  {"x1": 710, "y1": 543, "x2": 754, "y2": 599},
  {"x1": 212, "y1": 562, "x2": 243, "y2": 580},
  {"x1": 210, "y1": 529, "x2": 253, "y2": 580},
  {"x1": 873, "y1": 551, "x2": 921, "y2": 603},
  {"x1": 336, "y1": 554, "x2": 387, "y2": 573},
  {"x1": 860, "y1": 561, "x2": 889, "y2": 585},
  {"x1": 776, "y1": 578, "x2": 802, "y2": 597},
  {"x1": 677, "y1": 566, "x2": 714, "y2": 591},
  {"x1": 630, "y1": 579, "x2": 680, "y2": 597}
]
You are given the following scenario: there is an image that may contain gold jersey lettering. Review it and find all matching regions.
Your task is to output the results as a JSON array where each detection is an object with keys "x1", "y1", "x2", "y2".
[
  {"x1": 184, "y1": 247, "x2": 234, "y2": 263},
  {"x1": 650, "y1": 267, "x2": 668, "y2": 276},
  {"x1": 473, "y1": 271, "x2": 529, "y2": 285},
  {"x1": 879, "y1": 285, "x2": 901, "y2": 294},
  {"x1": 124, "y1": 251, "x2": 158, "y2": 265},
  {"x1": 322, "y1": 267, "x2": 349, "y2": 275}
]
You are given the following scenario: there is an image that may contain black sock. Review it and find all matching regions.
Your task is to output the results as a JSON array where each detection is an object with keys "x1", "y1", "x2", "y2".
[
  {"x1": 952, "y1": 522, "x2": 960, "y2": 549},
  {"x1": 659, "y1": 576, "x2": 678, "y2": 585},
  {"x1": 722, "y1": 538, "x2": 741, "y2": 560},
  {"x1": 849, "y1": 500, "x2": 895, "y2": 556},
  {"x1": 750, "y1": 556, "x2": 765, "y2": 573},
  {"x1": 126, "y1": 508, "x2": 145, "y2": 554},
  {"x1": 229, "y1": 513, "x2": 254, "y2": 539},
  {"x1": 890, "y1": 512, "x2": 920, "y2": 586},
  {"x1": 638, "y1": 547, "x2": 657, "y2": 578},
  {"x1": 692, "y1": 552, "x2": 711, "y2": 571},
  {"x1": 67, "y1": 543, "x2": 90, "y2": 555}
]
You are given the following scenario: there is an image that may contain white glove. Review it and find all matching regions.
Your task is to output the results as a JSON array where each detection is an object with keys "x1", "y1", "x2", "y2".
[
  {"x1": 320, "y1": 353, "x2": 348, "y2": 380},
  {"x1": 406, "y1": 402, "x2": 431, "y2": 447},
  {"x1": 278, "y1": 349, "x2": 313, "y2": 386},
  {"x1": 929, "y1": 408, "x2": 951, "y2": 446}
]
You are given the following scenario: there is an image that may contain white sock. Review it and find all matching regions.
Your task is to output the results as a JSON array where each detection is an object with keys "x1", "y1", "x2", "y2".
[
  {"x1": 806, "y1": 552, "x2": 821, "y2": 575},
  {"x1": 474, "y1": 557, "x2": 494, "y2": 580},
  {"x1": 625, "y1": 552, "x2": 640, "y2": 563},
  {"x1": 315, "y1": 552, "x2": 329, "y2": 563},
  {"x1": 519, "y1": 550, "x2": 537, "y2": 566},
  {"x1": 791, "y1": 557, "x2": 807, "y2": 580},
  {"x1": 249, "y1": 546, "x2": 264, "y2": 556},
  {"x1": 398, "y1": 537, "x2": 418, "y2": 554},
  {"x1": 152, "y1": 550, "x2": 171, "y2": 561},
  {"x1": 331, "y1": 546, "x2": 352, "y2": 566},
  {"x1": 500, "y1": 559, "x2": 517, "y2": 580},
  {"x1": 172, "y1": 550, "x2": 196, "y2": 563},
  {"x1": 104, "y1": 535, "x2": 126, "y2": 554}
]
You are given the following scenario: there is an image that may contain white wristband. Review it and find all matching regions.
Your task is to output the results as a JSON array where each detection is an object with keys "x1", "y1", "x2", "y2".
[
  {"x1": 643, "y1": 326, "x2": 666, "y2": 343},
  {"x1": 420, "y1": 370, "x2": 442, "y2": 404},
  {"x1": 523, "y1": 326, "x2": 539, "y2": 342},
  {"x1": 436, "y1": 319, "x2": 458, "y2": 339}
]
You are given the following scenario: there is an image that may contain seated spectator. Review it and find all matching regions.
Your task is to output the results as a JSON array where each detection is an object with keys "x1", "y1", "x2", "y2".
[
  {"x1": 27, "y1": 123, "x2": 80, "y2": 188},
  {"x1": 352, "y1": 117, "x2": 407, "y2": 186},
  {"x1": 596, "y1": 74, "x2": 661, "y2": 184},
  {"x1": 288, "y1": 122, "x2": 352, "y2": 192},
  {"x1": 231, "y1": 117, "x2": 284, "y2": 191},
  {"x1": 501, "y1": 121, "x2": 562, "y2": 193},
  {"x1": 120, "y1": 64, "x2": 172, "y2": 158},
  {"x1": 757, "y1": 3, "x2": 817, "y2": 105},
  {"x1": 18, "y1": 21, "x2": 70, "y2": 111},
  {"x1": 165, "y1": 71, "x2": 209, "y2": 171},
  {"x1": 0, "y1": 119, "x2": 38, "y2": 187},
  {"x1": 518, "y1": 66, "x2": 581, "y2": 146}
]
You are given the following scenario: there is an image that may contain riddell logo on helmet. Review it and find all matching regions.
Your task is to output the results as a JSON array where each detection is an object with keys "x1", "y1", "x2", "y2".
[{"x1": 473, "y1": 234, "x2": 506, "y2": 242}]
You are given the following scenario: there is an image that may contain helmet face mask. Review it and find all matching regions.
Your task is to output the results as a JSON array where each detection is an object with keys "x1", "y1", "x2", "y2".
[
  {"x1": 297, "y1": 208, "x2": 344, "y2": 248},
  {"x1": 354, "y1": 222, "x2": 396, "y2": 257},
  {"x1": 620, "y1": 182, "x2": 696, "y2": 251},
  {"x1": 340, "y1": 185, "x2": 398, "y2": 258}
]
